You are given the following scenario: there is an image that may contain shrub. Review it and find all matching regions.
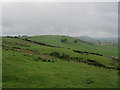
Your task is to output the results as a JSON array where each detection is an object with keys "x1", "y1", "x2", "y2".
[
  {"x1": 61, "y1": 53, "x2": 70, "y2": 60},
  {"x1": 38, "y1": 57, "x2": 42, "y2": 60},
  {"x1": 74, "y1": 40, "x2": 77, "y2": 43},
  {"x1": 25, "y1": 38, "x2": 28, "y2": 41},
  {"x1": 52, "y1": 60, "x2": 55, "y2": 62},
  {"x1": 49, "y1": 52, "x2": 61, "y2": 58},
  {"x1": 48, "y1": 60, "x2": 51, "y2": 62},
  {"x1": 14, "y1": 36, "x2": 18, "y2": 38},
  {"x1": 50, "y1": 52, "x2": 70, "y2": 60},
  {"x1": 61, "y1": 39, "x2": 68, "y2": 43},
  {"x1": 42, "y1": 59, "x2": 46, "y2": 62}
]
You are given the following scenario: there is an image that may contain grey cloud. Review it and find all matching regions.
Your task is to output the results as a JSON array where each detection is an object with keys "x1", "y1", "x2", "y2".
[{"x1": 2, "y1": 2, "x2": 118, "y2": 37}]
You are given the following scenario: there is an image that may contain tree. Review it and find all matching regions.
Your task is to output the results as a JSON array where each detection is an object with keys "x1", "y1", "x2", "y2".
[
  {"x1": 74, "y1": 40, "x2": 77, "y2": 43},
  {"x1": 25, "y1": 38, "x2": 28, "y2": 41},
  {"x1": 61, "y1": 38, "x2": 68, "y2": 43},
  {"x1": 14, "y1": 36, "x2": 18, "y2": 38}
]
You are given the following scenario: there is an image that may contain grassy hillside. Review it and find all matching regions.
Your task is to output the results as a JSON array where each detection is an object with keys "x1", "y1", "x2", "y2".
[
  {"x1": 22, "y1": 35, "x2": 118, "y2": 57},
  {"x1": 2, "y1": 35, "x2": 119, "y2": 88}
]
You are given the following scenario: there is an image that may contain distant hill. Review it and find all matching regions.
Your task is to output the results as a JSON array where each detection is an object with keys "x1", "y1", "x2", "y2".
[
  {"x1": 76, "y1": 36, "x2": 119, "y2": 43},
  {"x1": 94, "y1": 37, "x2": 118, "y2": 43},
  {"x1": 76, "y1": 36, "x2": 96, "y2": 43}
]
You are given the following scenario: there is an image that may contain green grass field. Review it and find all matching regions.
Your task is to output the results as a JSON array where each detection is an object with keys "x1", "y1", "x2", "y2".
[
  {"x1": 2, "y1": 35, "x2": 119, "y2": 88},
  {"x1": 24, "y1": 35, "x2": 118, "y2": 57}
]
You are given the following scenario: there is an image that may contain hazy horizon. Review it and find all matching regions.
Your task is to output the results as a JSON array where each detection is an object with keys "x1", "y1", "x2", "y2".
[
  {"x1": 1, "y1": 2, "x2": 118, "y2": 37},
  {"x1": 1, "y1": 34, "x2": 119, "y2": 38}
]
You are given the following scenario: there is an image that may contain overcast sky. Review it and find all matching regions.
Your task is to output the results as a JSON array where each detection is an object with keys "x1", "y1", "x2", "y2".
[{"x1": 2, "y1": 2, "x2": 118, "y2": 37}]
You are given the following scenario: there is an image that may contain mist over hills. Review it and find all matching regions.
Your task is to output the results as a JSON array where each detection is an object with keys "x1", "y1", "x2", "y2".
[{"x1": 76, "y1": 36, "x2": 119, "y2": 43}]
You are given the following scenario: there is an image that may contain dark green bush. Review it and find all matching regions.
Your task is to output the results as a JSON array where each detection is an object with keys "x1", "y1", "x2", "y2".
[
  {"x1": 49, "y1": 52, "x2": 61, "y2": 58},
  {"x1": 61, "y1": 53, "x2": 70, "y2": 60},
  {"x1": 50, "y1": 52, "x2": 70, "y2": 60}
]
